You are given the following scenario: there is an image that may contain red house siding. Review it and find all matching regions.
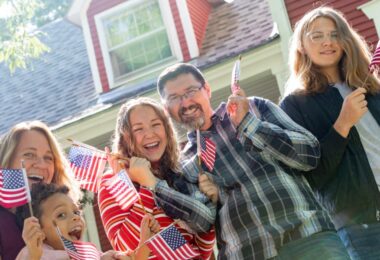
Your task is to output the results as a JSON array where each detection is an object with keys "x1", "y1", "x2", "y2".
[
  {"x1": 187, "y1": 0, "x2": 211, "y2": 49},
  {"x1": 169, "y1": 0, "x2": 191, "y2": 61},
  {"x1": 87, "y1": 0, "x2": 124, "y2": 92},
  {"x1": 284, "y1": 0, "x2": 379, "y2": 48},
  {"x1": 92, "y1": 196, "x2": 113, "y2": 251}
]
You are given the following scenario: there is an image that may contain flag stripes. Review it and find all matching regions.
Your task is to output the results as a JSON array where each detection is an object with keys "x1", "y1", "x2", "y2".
[
  {"x1": 370, "y1": 41, "x2": 380, "y2": 72},
  {"x1": 200, "y1": 136, "x2": 216, "y2": 172},
  {"x1": 60, "y1": 235, "x2": 101, "y2": 260},
  {"x1": 68, "y1": 146, "x2": 107, "y2": 192},
  {"x1": 0, "y1": 168, "x2": 29, "y2": 208},
  {"x1": 105, "y1": 170, "x2": 139, "y2": 210},
  {"x1": 146, "y1": 225, "x2": 200, "y2": 260}
]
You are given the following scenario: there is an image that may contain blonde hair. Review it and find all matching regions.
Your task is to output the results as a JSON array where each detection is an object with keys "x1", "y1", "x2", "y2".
[
  {"x1": 113, "y1": 97, "x2": 179, "y2": 179},
  {"x1": 286, "y1": 6, "x2": 380, "y2": 95},
  {"x1": 0, "y1": 121, "x2": 80, "y2": 202}
]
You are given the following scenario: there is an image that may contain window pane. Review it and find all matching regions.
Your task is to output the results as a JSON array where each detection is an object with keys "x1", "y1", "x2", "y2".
[
  {"x1": 104, "y1": 0, "x2": 172, "y2": 79},
  {"x1": 110, "y1": 48, "x2": 132, "y2": 76},
  {"x1": 156, "y1": 31, "x2": 171, "y2": 59}
]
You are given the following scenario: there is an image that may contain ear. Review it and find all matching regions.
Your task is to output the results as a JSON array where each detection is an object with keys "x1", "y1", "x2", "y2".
[{"x1": 204, "y1": 82, "x2": 212, "y2": 98}]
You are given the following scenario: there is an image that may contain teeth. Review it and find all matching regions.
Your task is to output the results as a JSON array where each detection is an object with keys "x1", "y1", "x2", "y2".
[
  {"x1": 145, "y1": 142, "x2": 158, "y2": 148},
  {"x1": 70, "y1": 226, "x2": 82, "y2": 232},
  {"x1": 28, "y1": 175, "x2": 43, "y2": 180},
  {"x1": 183, "y1": 107, "x2": 197, "y2": 115}
]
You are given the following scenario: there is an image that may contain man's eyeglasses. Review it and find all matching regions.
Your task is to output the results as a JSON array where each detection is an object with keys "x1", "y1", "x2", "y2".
[
  {"x1": 164, "y1": 85, "x2": 204, "y2": 105},
  {"x1": 306, "y1": 31, "x2": 339, "y2": 44}
]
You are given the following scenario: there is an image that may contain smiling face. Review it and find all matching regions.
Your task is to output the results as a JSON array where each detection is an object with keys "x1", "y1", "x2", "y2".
[
  {"x1": 10, "y1": 130, "x2": 55, "y2": 186},
  {"x1": 128, "y1": 105, "x2": 168, "y2": 163},
  {"x1": 163, "y1": 73, "x2": 214, "y2": 131},
  {"x1": 302, "y1": 17, "x2": 344, "y2": 79},
  {"x1": 39, "y1": 193, "x2": 85, "y2": 250}
]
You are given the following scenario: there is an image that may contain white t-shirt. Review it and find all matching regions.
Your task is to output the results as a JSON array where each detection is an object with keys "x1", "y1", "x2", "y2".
[
  {"x1": 16, "y1": 243, "x2": 69, "y2": 260},
  {"x1": 334, "y1": 83, "x2": 380, "y2": 191}
]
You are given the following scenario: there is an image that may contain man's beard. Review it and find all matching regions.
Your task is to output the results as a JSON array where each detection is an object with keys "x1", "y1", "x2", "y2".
[{"x1": 177, "y1": 104, "x2": 205, "y2": 131}]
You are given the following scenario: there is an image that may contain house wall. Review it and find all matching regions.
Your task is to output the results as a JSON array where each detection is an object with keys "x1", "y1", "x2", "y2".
[
  {"x1": 284, "y1": 0, "x2": 379, "y2": 46},
  {"x1": 168, "y1": 0, "x2": 191, "y2": 61},
  {"x1": 187, "y1": 0, "x2": 212, "y2": 48},
  {"x1": 87, "y1": 0, "x2": 124, "y2": 92},
  {"x1": 86, "y1": 0, "x2": 202, "y2": 93}
]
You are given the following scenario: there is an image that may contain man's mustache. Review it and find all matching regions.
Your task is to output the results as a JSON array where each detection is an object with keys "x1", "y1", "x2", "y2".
[{"x1": 179, "y1": 104, "x2": 202, "y2": 117}]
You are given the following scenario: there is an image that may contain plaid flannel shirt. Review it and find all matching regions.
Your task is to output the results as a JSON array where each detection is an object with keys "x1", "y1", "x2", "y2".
[
  {"x1": 177, "y1": 97, "x2": 335, "y2": 260},
  {"x1": 154, "y1": 171, "x2": 217, "y2": 233}
]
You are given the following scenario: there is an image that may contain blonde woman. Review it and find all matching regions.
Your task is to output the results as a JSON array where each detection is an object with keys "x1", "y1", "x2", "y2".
[
  {"x1": 0, "y1": 121, "x2": 80, "y2": 260},
  {"x1": 280, "y1": 6, "x2": 380, "y2": 259}
]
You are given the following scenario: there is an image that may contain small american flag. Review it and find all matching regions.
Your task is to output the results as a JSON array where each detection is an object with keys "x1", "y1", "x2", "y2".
[
  {"x1": 231, "y1": 56, "x2": 241, "y2": 93},
  {"x1": 105, "y1": 169, "x2": 139, "y2": 210},
  {"x1": 68, "y1": 146, "x2": 107, "y2": 193},
  {"x1": 201, "y1": 136, "x2": 216, "y2": 172},
  {"x1": 369, "y1": 41, "x2": 380, "y2": 72},
  {"x1": 60, "y1": 235, "x2": 101, "y2": 260},
  {"x1": 146, "y1": 225, "x2": 199, "y2": 260},
  {"x1": 0, "y1": 168, "x2": 29, "y2": 208}
]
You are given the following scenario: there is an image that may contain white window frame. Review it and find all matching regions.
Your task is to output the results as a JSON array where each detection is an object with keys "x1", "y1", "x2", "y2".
[{"x1": 95, "y1": 0, "x2": 182, "y2": 89}]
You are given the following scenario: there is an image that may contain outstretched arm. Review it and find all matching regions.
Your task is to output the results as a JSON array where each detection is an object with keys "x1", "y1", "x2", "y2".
[
  {"x1": 153, "y1": 175, "x2": 216, "y2": 233},
  {"x1": 228, "y1": 92, "x2": 320, "y2": 171}
]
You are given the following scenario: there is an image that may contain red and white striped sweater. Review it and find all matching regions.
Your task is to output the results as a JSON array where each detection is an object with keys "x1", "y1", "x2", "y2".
[{"x1": 98, "y1": 172, "x2": 215, "y2": 259}]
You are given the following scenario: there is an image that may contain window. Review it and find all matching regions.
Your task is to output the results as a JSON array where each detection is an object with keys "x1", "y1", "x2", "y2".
[{"x1": 102, "y1": 0, "x2": 173, "y2": 81}]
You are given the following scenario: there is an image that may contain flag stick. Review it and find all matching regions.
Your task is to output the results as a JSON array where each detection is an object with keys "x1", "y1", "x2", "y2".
[
  {"x1": 196, "y1": 128, "x2": 204, "y2": 175},
  {"x1": 68, "y1": 139, "x2": 130, "y2": 162},
  {"x1": 138, "y1": 219, "x2": 180, "y2": 251},
  {"x1": 360, "y1": 72, "x2": 370, "y2": 89},
  {"x1": 21, "y1": 160, "x2": 33, "y2": 217},
  {"x1": 128, "y1": 210, "x2": 181, "y2": 256},
  {"x1": 54, "y1": 222, "x2": 66, "y2": 250}
]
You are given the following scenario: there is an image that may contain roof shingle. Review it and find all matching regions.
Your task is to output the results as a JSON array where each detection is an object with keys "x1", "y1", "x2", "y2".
[
  {"x1": 0, "y1": 19, "x2": 102, "y2": 134},
  {"x1": 0, "y1": 0, "x2": 275, "y2": 135}
]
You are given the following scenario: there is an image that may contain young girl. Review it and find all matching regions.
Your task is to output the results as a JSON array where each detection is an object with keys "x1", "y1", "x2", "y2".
[
  {"x1": 98, "y1": 97, "x2": 215, "y2": 259},
  {"x1": 280, "y1": 6, "x2": 380, "y2": 259},
  {"x1": 16, "y1": 183, "x2": 159, "y2": 260},
  {"x1": 0, "y1": 121, "x2": 80, "y2": 260}
]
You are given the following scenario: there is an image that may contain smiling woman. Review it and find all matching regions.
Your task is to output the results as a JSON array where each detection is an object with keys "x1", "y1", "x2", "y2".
[
  {"x1": 280, "y1": 6, "x2": 380, "y2": 260},
  {"x1": 0, "y1": 120, "x2": 80, "y2": 260},
  {"x1": 98, "y1": 97, "x2": 216, "y2": 259}
]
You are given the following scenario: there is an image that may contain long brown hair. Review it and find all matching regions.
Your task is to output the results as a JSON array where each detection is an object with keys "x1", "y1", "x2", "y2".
[
  {"x1": 0, "y1": 121, "x2": 80, "y2": 201},
  {"x1": 113, "y1": 97, "x2": 179, "y2": 179},
  {"x1": 286, "y1": 6, "x2": 380, "y2": 95}
]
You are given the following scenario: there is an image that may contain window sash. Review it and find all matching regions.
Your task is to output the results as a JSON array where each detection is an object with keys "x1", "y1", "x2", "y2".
[{"x1": 102, "y1": 0, "x2": 172, "y2": 79}]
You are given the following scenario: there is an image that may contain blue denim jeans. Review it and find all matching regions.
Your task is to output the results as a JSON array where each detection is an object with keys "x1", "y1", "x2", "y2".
[
  {"x1": 272, "y1": 231, "x2": 350, "y2": 260},
  {"x1": 337, "y1": 222, "x2": 380, "y2": 260}
]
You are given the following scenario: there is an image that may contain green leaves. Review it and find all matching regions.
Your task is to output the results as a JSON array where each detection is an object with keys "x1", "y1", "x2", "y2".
[{"x1": 0, "y1": 0, "x2": 71, "y2": 74}]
